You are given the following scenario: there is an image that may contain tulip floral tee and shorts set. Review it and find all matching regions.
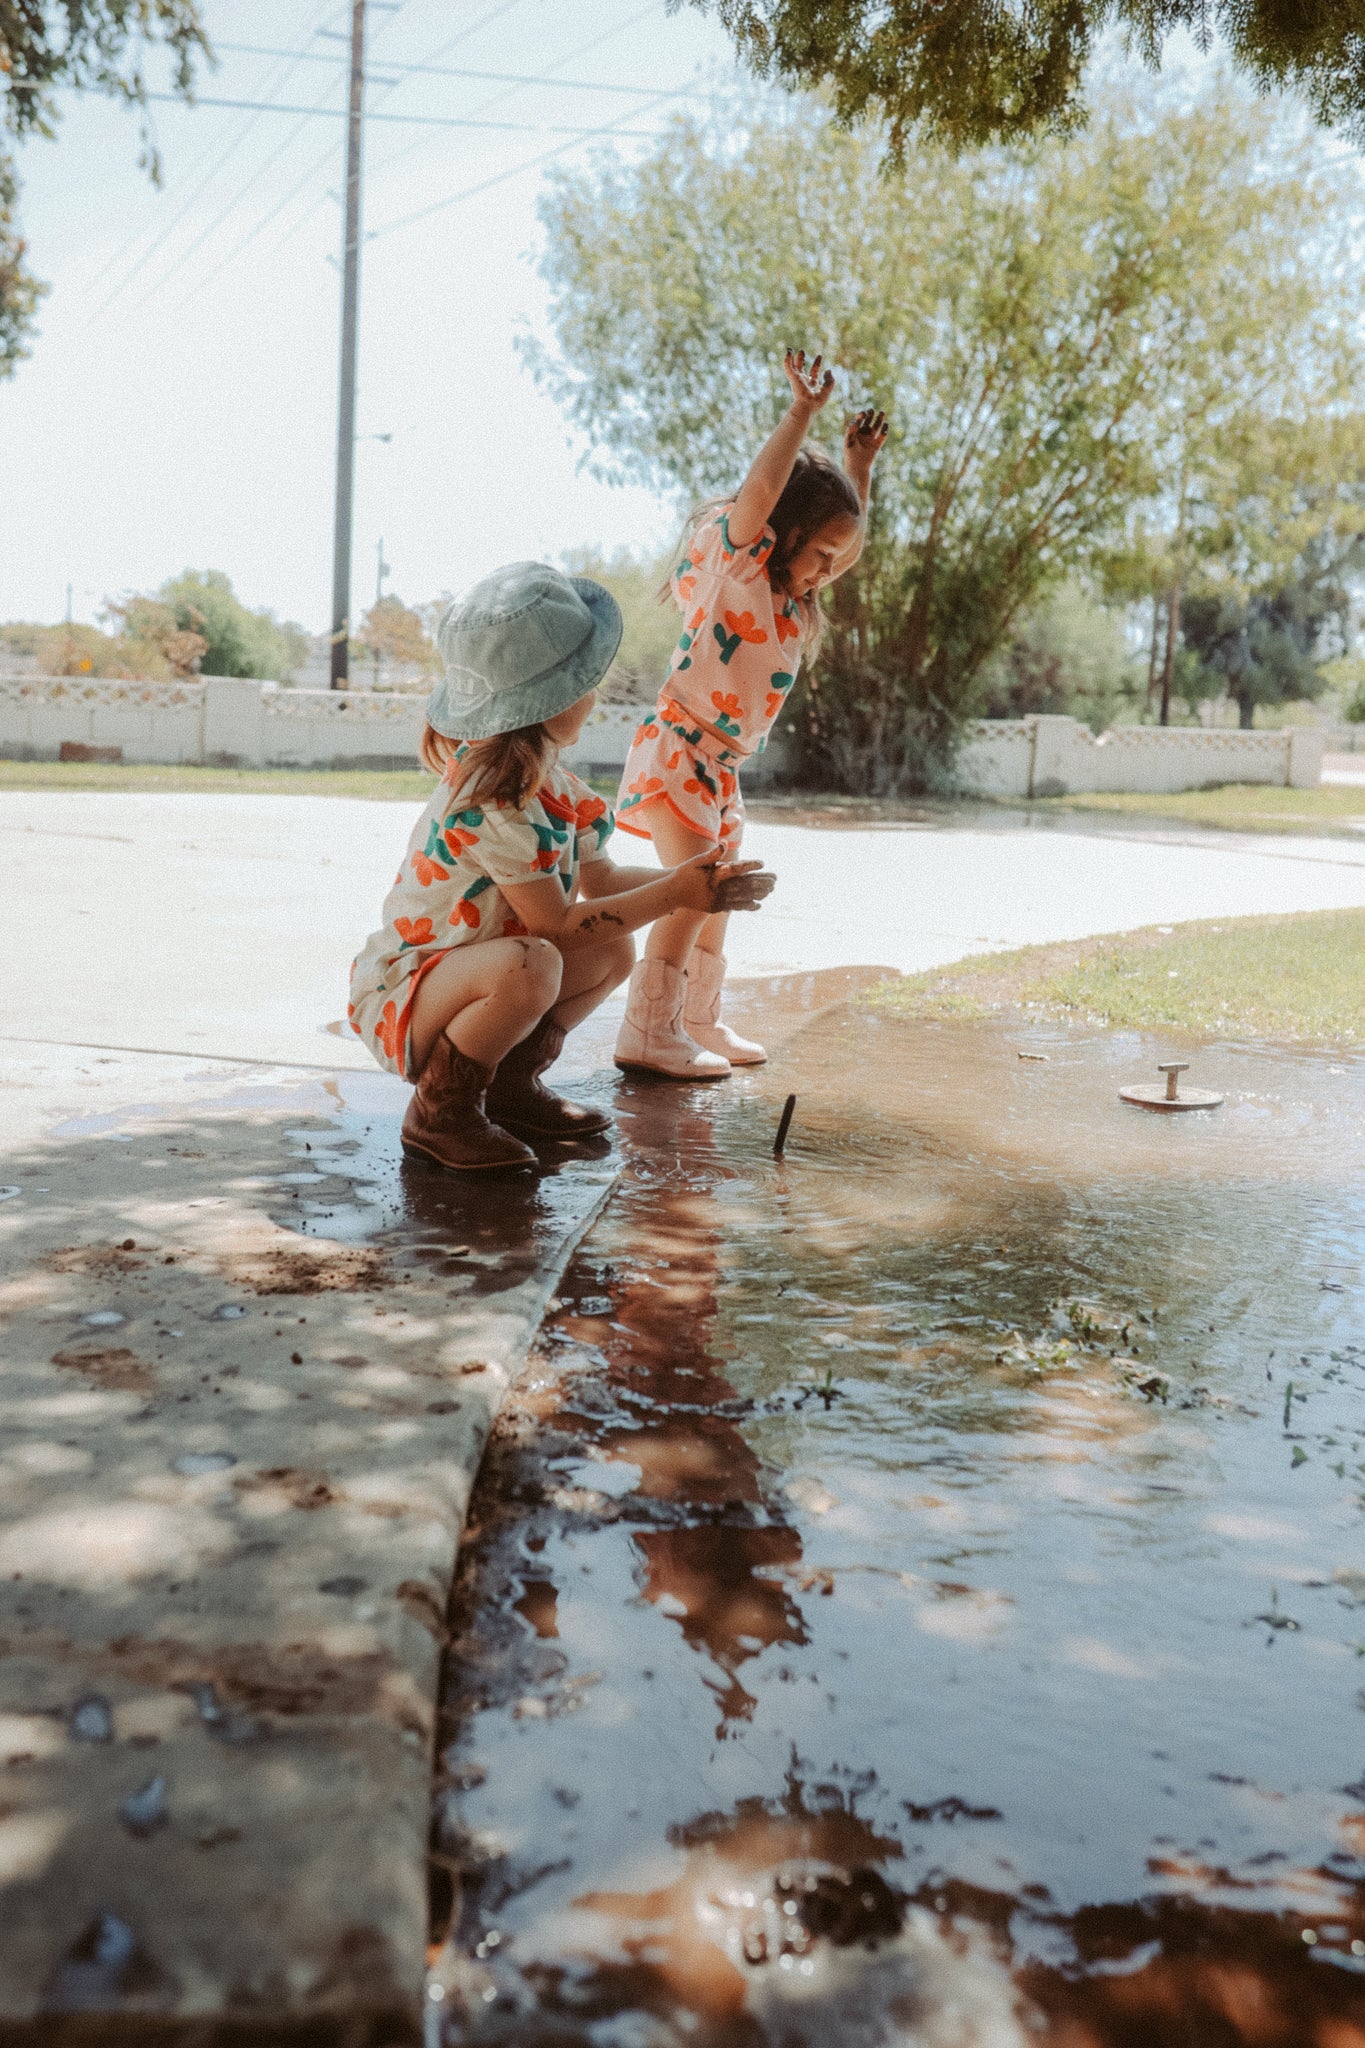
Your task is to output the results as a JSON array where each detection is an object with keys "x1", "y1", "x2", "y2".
[
  {"x1": 348, "y1": 748, "x2": 614, "y2": 1081},
  {"x1": 615, "y1": 503, "x2": 806, "y2": 855}
]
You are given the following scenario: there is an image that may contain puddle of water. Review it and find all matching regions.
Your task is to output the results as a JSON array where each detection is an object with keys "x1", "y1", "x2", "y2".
[{"x1": 428, "y1": 1008, "x2": 1365, "y2": 2046}]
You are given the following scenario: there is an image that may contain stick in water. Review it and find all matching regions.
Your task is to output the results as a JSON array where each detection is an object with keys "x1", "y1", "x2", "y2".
[{"x1": 774, "y1": 1093, "x2": 797, "y2": 1158}]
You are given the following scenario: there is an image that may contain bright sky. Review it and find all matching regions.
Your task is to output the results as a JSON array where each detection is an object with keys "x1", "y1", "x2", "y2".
[{"x1": 0, "y1": 0, "x2": 738, "y2": 630}]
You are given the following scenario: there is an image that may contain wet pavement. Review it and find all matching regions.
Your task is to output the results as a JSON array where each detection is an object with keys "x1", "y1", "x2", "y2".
[
  {"x1": 428, "y1": 984, "x2": 1365, "y2": 2046},
  {"x1": 0, "y1": 1049, "x2": 619, "y2": 2040}
]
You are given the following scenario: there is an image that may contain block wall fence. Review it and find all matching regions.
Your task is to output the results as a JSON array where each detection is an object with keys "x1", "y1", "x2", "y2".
[{"x1": 0, "y1": 676, "x2": 1325, "y2": 795}]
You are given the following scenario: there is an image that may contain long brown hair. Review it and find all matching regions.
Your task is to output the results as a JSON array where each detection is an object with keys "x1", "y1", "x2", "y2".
[
  {"x1": 420, "y1": 722, "x2": 557, "y2": 808},
  {"x1": 660, "y1": 447, "x2": 861, "y2": 659}
]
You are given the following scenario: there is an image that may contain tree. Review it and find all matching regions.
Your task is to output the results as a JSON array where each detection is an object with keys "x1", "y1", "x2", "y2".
[
  {"x1": 680, "y1": 0, "x2": 1365, "y2": 153},
  {"x1": 1, "y1": 3, "x2": 208, "y2": 368},
  {"x1": 1, "y1": 3, "x2": 209, "y2": 161},
  {"x1": 0, "y1": 150, "x2": 41, "y2": 376},
  {"x1": 102, "y1": 593, "x2": 206, "y2": 676},
  {"x1": 156, "y1": 570, "x2": 304, "y2": 680},
  {"x1": 1179, "y1": 522, "x2": 1364, "y2": 727},
  {"x1": 561, "y1": 548, "x2": 680, "y2": 701},
  {"x1": 976, "y1": 584, "x2": 1139, "y2": 733},
  {"x1": 353, "y1": 595, "x2": 439, "y2": 687},
  {"x1": 529, "y1": 82, "x2": 1363, "y2": 790}
]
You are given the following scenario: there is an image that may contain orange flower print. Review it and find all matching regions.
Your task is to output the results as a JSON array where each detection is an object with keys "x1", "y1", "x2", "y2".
[
  {"x1": 394, "y1": 915, "x2": 435, "y2": 948},
  {"x1": 629, "y1": 772, "x2": 665, "y2": 798},
  {"x1": 441, "y1": 823, "x2": 479, "y2": 858},
  {"x1": 678, "y1": 573, "x2": 697, "y2": 599},
  {"x1": 723, "y1": 609, "x2": 767, "y2": 646},
  {"x1": 412, "y1": 850, "x2": 449, "y2": 887},
  {"x1": 765, "y1": 691, "x2": 784, "y2": 718},
  {"x1": 709, "y1": 690, "x2": 744, "y2": 740},
  {"x1": 574, "y1": 794, "x2": 607, "y2": 831},
  {"x1": 376, "y1": 1000, "x2": 403, "y2": 1064},
  {"x1": 449, "y1": 897, "x2": 482, "y2": 929},
  {"x1": 664, "y1": 749, "x2": 682, "y2": 771},
  {"x1": 634, "y1": 719, "x2": 660, "y2": 745},
  {"x1": 775, "y1": 611, "x2": 800, "y2": 645},
  {"x1": 501, "y1": 915, "x2": 528, "y2": 938}
]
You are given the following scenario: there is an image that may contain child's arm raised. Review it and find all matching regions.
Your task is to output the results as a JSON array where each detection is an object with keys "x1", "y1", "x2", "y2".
[
  {"x1": 830, "y1": 405, "x2": 890, "y2": 579},
  {"x1": 726, "y1": 347, "x2": 836, "y2": 548},
  {"x1": 499, "y1": 849, "x2": 774, "y2": 952}
]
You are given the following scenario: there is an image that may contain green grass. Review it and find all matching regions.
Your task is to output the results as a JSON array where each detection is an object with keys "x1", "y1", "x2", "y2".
[
  {"x1": 0, "y1": 759, "x2": 624, "y2": 801},
  {"x1": 0, "y1": 758, "x2": 437, "y2": 800},
  {"x1": 867, "y1": 909, "x2": 1365, "y2": 1047},
  {"x1": 1035, "y1": 782, "x2": 1365, "y2": 838}
]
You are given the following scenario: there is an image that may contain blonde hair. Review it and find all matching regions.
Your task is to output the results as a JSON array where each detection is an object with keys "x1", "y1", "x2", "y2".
[
  {"x1": 659, "y1": 449, "x2": 861, "y2": 661},
  {"x1": 420, "y1": 722, "x2": 557, "y2": 809}
]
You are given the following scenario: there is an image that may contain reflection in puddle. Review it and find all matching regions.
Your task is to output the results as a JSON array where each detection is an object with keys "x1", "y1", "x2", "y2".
[{"x1": 430, "y1": 1008, "x2": 1365, "y2": 2044}]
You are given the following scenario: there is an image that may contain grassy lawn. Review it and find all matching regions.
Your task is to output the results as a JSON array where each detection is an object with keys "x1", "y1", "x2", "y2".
[
  {"x1": 0, "y1": 759, "x2": 625, "y2": 801},
  {"x1": 0, "y1": 758, "x2": 437, "y2": 800},
  {"x1": 1034, "y1": 783, "x2": 1365, "y2": 838},
  {"x1": 868, "y1": 908, "x2": 1365, "y2": 1047}
]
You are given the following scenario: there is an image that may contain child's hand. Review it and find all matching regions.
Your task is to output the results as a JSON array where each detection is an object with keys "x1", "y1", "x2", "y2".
[
  {"x1": 672, "y1": 847, "x2": 776, "y2": 915},
  {"x1": 844, "y1": 407, "x2": 889, "y2": 474},
  {"x1": 784, "y1": 347, "x2": 835, "y2": 417}
]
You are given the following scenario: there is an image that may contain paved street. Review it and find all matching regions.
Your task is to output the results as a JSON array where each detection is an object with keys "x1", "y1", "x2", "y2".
[{"x1": 5, "y1": 789, "x2": 1365, "y2": 1069}]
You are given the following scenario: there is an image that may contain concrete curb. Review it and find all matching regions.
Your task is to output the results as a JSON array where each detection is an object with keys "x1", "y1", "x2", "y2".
[{"x1": 0, "y1": 1060, "x2": 619, "y2": 2044}]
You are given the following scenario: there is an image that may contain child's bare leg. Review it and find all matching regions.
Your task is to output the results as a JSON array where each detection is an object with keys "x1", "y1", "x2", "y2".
[
  {"x1": 642, "y1": 808, "x2": 714, "y2": 967},
  {"x1": 549, "y1": 933, "x2": 634, "y2": 1031},
  {"x1": 409, "y1": 936, "x2": 562, "y2": 1076}
]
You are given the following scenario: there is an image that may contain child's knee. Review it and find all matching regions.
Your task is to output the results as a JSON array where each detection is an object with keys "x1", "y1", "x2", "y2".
[{"x1": 511, "y1": 936, "x2": 563, "y2": 1004}]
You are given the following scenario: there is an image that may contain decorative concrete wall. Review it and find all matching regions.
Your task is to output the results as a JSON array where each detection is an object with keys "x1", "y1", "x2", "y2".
[
  {"x1": 954, "y1": 714, "x2": 1325, "y2": 797},
  {"x1": 0, "y1": 678, "x2": 1326, "y2": 793},
  {"x1": 0, "y1": 676, "x2": 648, "y2": 777}
]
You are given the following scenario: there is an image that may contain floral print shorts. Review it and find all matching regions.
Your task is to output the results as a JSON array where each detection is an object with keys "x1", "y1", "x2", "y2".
[{"x1": 615, "y1": 697, "x2": 747, "y2": 851}]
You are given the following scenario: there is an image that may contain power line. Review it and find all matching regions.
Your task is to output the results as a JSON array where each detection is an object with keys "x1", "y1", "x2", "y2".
[
  {"x1": 81, "y1": 3, "x2": 351, "y2": 317},
  {"x1": 370, "y1": 77, "x2": 683, "y2": 240},
  {"x1": 210, "y1": 44, "x2": 679, "y2": 96},
  {"x1": 129, "y1": 2, "x2": 413, "y2": 318},
  {"x1": 163, "y1": 0, "x2": 541, "y2": 309},
  {"x1": 139, "y1": 90, "x2": 665, "y2": 136}
]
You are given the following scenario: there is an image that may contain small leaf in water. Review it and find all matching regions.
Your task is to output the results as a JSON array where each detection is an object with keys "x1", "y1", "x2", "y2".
[
  {"x1": 171, "y1": 1451, "x2": 236, "y2": 1476},
  {"x1": 68, "y1": 1695, "x2": 113, "y2": 1743},
  {"x1": 1292, "y1": 1445, "x2": 1309, "y2": 1468},
  {"x1": 120, "y1": 1775, "x2": 168, "y2": 1837}
]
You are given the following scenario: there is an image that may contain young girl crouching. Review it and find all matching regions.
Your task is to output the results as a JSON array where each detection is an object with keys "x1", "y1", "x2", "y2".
[
  {"x1": 347, "y1": 561, "x2": 775, "y2": 1173},
  {"x1": 614, "y1": 346, "x2": 887, "y2": 1079}
]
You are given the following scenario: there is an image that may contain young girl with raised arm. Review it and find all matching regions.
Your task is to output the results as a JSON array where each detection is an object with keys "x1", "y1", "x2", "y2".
[
  {"x1": 613, "y1": 348, "x2": 888, "y2": 1078},
  {"x1": 348, "y1": 562, "x2": 775, "y2": 1174}
]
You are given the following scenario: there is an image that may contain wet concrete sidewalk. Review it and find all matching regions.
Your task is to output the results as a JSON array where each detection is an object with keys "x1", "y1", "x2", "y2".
[{"x1": 0, "y1": 1042, "x2": 617, "y2": 2043}]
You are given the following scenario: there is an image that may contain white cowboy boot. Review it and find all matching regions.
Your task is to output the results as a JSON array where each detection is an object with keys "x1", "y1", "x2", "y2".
[
  {"x1": 615, "y1": 959, "x2": 730, "y2": 1080},
  {"x1": 683, "y1": 948, "x2": 767, "y2": 1065}
]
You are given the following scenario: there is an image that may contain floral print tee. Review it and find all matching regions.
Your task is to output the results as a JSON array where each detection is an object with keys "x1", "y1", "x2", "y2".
[
  {"x1": 662, "y1": 501, "x2": 807, "y2": 758},
  {"x1": 348, "y1": 749, "x2": 614, "y2": 1080}
]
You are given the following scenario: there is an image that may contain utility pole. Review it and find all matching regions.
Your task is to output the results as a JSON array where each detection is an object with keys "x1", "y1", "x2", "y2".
[{"x1": 329, "y1": 0, "x2": 366, "y2": 689}]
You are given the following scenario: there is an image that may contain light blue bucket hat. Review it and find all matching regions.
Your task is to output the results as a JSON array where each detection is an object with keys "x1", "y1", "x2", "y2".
[{"x1": 427, "y1": 561, "x2": 622, "y2": 742}]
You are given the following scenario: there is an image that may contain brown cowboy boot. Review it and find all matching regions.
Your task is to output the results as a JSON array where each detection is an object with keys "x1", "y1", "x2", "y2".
[
  {"x1": 401, "y1": 1034, "x2": 536, "y2": 1173},
  {"x1": 485, "y1": 1015, "x2": 612, "y2": 1139}
]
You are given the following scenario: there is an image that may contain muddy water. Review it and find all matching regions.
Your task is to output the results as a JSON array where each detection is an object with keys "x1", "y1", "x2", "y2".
[{"x1": 429, "y1": 996, "x2": 1365, "y2": 2046}]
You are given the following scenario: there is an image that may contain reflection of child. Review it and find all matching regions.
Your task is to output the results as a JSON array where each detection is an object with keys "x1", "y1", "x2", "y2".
[
  {"x1": 614, "y1": 348, "x2": 888, "y2": 1079},
  {"x1": 348, "y1": 561, "x2": 774, "y2": 1175}
]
